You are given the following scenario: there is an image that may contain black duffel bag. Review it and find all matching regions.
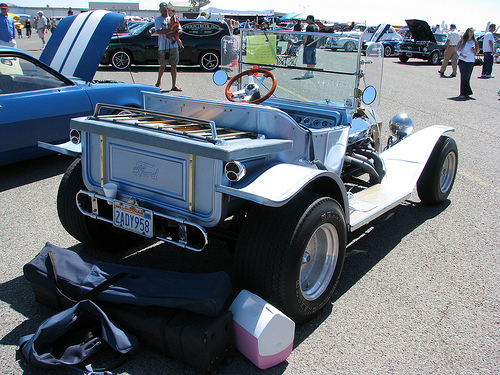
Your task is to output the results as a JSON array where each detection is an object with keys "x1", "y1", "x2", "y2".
[
  {"x1": 19, "y1": 300, "x2": 139, "y2": 372},
  {"x1": 23, "y1": 242, "x2": 232, "y2": 317},
  {"x1": 101, "y1": 302, "x2": 234, "y2": 373}
]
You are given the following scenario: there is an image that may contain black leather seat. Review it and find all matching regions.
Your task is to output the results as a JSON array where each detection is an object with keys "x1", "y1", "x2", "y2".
[{"x1": 0, "y1": 74, "x2": 15, "y2": 94}]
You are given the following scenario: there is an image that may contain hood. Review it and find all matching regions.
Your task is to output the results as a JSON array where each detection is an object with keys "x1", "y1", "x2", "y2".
[
  {"x1": 405, "y1": 19, "x2": 436, "y2": 43},
  {"x1": 369, "y1": 24, "x2": 390, "y2": 42},
  {"x1": 39, "y1": 10, "x2": 124, "y2": 82}
]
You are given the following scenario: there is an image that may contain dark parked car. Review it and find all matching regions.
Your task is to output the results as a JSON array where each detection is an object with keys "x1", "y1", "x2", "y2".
[
  {"x1": 395, "y1": 19, "x2": 446, "y2": 65},
  {"x1": 100, "y1": 20, "x2": 231, "y2": 71}
]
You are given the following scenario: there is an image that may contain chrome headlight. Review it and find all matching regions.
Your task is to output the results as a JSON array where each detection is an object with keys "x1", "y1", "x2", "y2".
[{"x1": 389, "y1": 113, "x2": 414, "y2": 139}]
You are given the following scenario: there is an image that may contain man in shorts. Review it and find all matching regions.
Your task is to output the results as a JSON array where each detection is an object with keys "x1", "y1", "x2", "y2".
[
  {"x1": 155, "y1": 2, "x2": 182, "y2": 91},
  {"x1": 36, "y1": 10, "x2": 47, "y2": 49},
  {"x1": 302, "y1": 15, "x2": 319, "y2": 79}
]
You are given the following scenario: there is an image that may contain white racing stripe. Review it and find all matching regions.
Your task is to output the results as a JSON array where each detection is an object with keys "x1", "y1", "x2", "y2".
[
  {"x1": 49, "y1": 10, "x2": 110, "y2": 77},
  {"x1": 60, "y1": 10, "x2": 110, "y2": 77},
  {"x1": 49, "y1": 12, "x2": 92, "y2": 72}
]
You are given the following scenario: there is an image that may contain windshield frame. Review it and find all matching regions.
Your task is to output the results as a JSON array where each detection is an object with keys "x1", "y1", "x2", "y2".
[{"x1": 223, "y1": 28, "x2": 366, "y2": 111}]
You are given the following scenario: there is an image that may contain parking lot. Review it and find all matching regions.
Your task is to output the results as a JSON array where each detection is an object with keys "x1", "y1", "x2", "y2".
[{"x1": 1, "y1": 36, "x2": 499, "y2": 374}]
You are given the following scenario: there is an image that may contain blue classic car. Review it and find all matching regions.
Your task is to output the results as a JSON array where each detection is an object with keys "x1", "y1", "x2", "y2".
[
  {"x1": 0, "y1": 10, "x2": 160, "y2": 166},
  {"x1": 362, "y1": 39, "x2": 400, "y2": 57}
]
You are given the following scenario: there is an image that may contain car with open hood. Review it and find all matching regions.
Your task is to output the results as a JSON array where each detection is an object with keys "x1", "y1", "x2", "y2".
[
  {"x1": 100, "y1": 19, "x2": 231, "y2": 71},
  {"x1": 0, "y1": 10, "x2": 160, "y2": 166},
  {"x1": 395, "y1": 19, "x2": 446, "y2": 64}
]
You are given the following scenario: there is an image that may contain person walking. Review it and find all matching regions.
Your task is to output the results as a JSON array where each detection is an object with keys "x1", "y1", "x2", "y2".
[
  {"x1": 301, "y1": 15, "x2": 319, "y2": 79},
  {"x1": 0, "y1": 3, "x2": 16, "y2": 48},
  {"x1": 155, "y1": 2, "x2": 182, "y2": 91},
  {"x1": 438, "y1": 23, "x2": 460, "y2": 77},
  {"x1": 480, "y1": 23, "x2": 496, "y2": 78},
  {"x1": 36, "y1": 10, "x2": 47, "y2": 49},
  {"x1": 25, "y1": 17, "x2": 32, "y2": 38},
  {"x1": 457, "y1": 27, "x2": 478, "y2": 99}
]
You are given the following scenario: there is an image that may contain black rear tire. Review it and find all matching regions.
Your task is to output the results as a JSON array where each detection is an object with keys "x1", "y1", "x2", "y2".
[
  {"x1": 57, "y1": 158, "x2": 144, "y2": 251},
  {"x1": 384, "y1": 45, "x2": 392, "y2": 57},
  {"x1": 234, "y1": 192, "x2": 346, "y2": 324},
  {"x1": 417, "y1": 136, "x2": 458, "y2": 205}
]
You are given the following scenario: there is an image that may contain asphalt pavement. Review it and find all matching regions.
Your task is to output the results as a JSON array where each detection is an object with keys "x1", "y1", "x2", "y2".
[{"x1": 0, "y1": 36, "x2": 499, "y2": 375}]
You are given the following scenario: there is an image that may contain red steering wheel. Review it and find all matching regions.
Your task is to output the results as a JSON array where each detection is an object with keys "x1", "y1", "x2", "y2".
[{"x1": 225, "y1": 68, "x2": 277, "y2": 104}]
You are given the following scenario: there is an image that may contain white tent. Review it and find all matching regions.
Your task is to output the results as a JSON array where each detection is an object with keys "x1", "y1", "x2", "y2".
[{"x1": 200, "y1": 0, "x2": 274, "y2": 17}]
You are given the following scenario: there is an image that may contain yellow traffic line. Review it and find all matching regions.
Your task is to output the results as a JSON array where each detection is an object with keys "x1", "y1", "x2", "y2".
[{"x1": 458, "y1": 170, "x2": 500, "y2": 194}]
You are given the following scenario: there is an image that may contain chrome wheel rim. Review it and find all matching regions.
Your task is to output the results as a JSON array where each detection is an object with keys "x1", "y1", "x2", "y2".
[
  {"x1": 440, "y1": 151, "x2": 457, "y2": 193},
  {"x1": 113, "y1": 52, "x2": 129, "y2": 69},
  {"x1": 300, "y1": 223, "x2": 339, "y2": 301},
  {"x1": 202, "y1": 53, "x2": 218, "y2": 70}
]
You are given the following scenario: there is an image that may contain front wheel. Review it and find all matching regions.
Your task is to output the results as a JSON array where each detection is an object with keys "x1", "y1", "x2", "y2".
[
  {"x1": 111, "y1": 50, "x2": 132, "y2": 70},
  {"x1": 199, "y1": 51, "x2": 220, "y2": 71},
  {"x1": 57, "y1": 158, "x2": 144, "y2": 250},
  {"x1": 428, "y1": 51, "x2": 440, "y2": 65},
  {"x1": 399, "y1": 54, "x2": 409, "y2": 62},
  {"x1": 234, "y1": 193, "x2": 347, "y2": 324},
  {"x1": 417, "y1": 136, "x2": 458, "y2": 205}
]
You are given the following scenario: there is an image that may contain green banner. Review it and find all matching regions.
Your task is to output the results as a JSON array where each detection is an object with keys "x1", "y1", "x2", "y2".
[{"x1": 246, "y1": 35, "x2": 277, "y2": 65}]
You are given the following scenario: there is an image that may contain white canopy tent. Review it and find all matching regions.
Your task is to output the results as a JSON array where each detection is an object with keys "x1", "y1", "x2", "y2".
[{"x1": 199, "y1": 0, "x2": 274, "y2": 17}]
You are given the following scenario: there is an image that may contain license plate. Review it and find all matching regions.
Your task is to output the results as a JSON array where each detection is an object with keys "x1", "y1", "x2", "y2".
[{"x1": 113, "y1": 202, "x2": 153, "y2": 237}]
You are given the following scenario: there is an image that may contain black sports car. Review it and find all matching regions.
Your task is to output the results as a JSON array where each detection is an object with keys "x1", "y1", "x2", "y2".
[
  {"x1": 100, "y1": 20, "x2": 231, "y2": 71},
  {"x1": 395, "y1": 19, "x2": 446, "y2": 65}
]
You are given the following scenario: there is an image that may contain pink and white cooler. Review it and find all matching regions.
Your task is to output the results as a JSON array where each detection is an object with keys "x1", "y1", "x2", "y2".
[{"x1": 228, "y1": 290, "x2": 295, "y2": 369}]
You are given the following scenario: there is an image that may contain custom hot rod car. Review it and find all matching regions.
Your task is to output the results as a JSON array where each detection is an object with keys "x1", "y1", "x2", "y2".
[{"x1": 49, "y1": 25, "x2": 458, "y2": 324}]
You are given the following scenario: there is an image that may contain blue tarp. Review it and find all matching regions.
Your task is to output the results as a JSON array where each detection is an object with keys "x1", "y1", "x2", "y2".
[{"x1": 280, "y1": 12, "x2": 299, "y2": 20}]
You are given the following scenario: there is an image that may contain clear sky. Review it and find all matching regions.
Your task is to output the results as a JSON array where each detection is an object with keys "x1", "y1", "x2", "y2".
[{"x1": 10, "y1": 0, "x2": 500, "y2": 32}]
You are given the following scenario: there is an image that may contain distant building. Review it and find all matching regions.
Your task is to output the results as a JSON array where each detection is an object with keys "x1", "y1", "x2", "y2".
[
  {"x1": 7, "y1": 1, "x2": 204, "y2": 20},
  {"x1": 89, "y1": 2, "x2": 140, "y2": 11}
]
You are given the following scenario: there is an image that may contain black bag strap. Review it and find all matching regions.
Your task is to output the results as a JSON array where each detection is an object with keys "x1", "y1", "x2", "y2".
[
  {"x1": 69, "y1": 352, "x2": 130, "y2": 374},
  {"x1": 46, "y1": 251, "x2": 137, "y2": 305}
]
